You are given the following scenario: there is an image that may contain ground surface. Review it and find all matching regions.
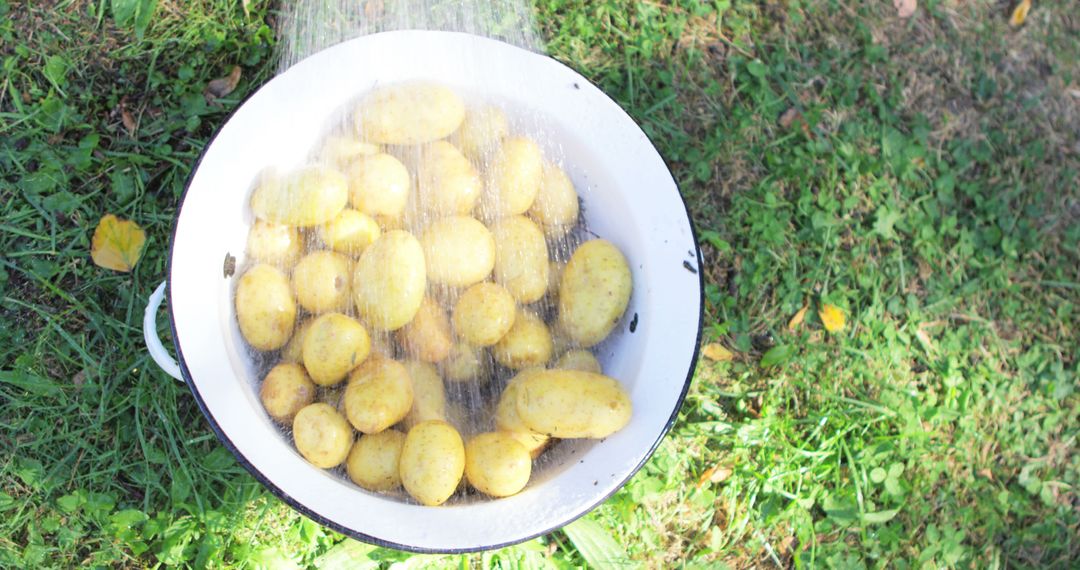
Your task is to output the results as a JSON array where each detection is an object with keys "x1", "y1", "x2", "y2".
[{"x1": 1, "y1": 0, "x2": 1078, "y2": 568}]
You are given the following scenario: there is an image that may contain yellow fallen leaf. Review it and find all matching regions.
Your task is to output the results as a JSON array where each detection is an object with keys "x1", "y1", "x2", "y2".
[
  {"x1": 1009, "y1": 0, "x2": 1031, "y2": 27},
  {"x1": 818, "y1": 303, "x2": 846, "y2": 333},
  {"x1": 702, "y1": 343, "x2": 734, "y2": 362},
  {"x1": 91, "y1": 214, "x2": 146, "y2": 272},
  {"x1": 788, "y1": 304, "x2": 809, "y2": 331}
]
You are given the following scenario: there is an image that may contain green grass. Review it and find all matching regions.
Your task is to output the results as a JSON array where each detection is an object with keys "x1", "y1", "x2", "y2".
[{"x1": 2, "y1": 0, "x2": 1078, "y2": 567}]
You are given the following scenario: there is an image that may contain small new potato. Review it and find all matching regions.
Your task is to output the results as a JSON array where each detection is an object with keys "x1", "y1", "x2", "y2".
[
  {"x1": 280, "y1": 318, "x2": 313, "y2": 364},
  {"x1": 319, "y1": 209, "x2": 381, "y2": 255},
  {"x1": 344, "y1": 358, "x2": 414, "y2": 434},
  {"x1": 558, "y1": 239, "x2": 632, "y2": 347},
  {"x1": 356, "y1": 82, "x2": 466, "y2": 145},
  {"x1": 415, "y1": 141, "x2": 482, "y2": 215},
  {"x1": 515, "y1": 369, "x2": 632, "y2": 439},
  {"x1": 483, "y1": 137, "x2": 543, "y2": 218},
  {"x1": 259, "y1": 363, "x2": 316, "y2": 423},
  {"x1": 250, "y1": 166, "x2": 348, "y2": 227},
  {"x1": 347, "y1": 153, "x2": 410, "y2": 219},
  {"x1": 490, "y1": 216, "x2": 549, "y2": 303},
  {"x1": 397, "y1": 297, "x2": 453, "y2": 363},
  {"x1": 528, "y1": 162, "x2": 579, "y2": 233},
  {"x1": 554, "y1": 349, "x2": 602, "y2": 374},
  {"x1": 353, "y1": 230, "x2": 427, "y2": 331},
  {"x1": 403, "y1": 361, "x2": 447, "y2": 428},
  {"x1": 292, "y1": 250, "x2": 352, "y2": 313},
  {"x1": 456, "y1": 105, "x2": 509, "y2": 160},
  {"x1": 494, "y1": 370, "x2": 550, "y2": 458},
  {"x1": 302, "y1": 313, "x2": 371, "y2": 386},
  {"x1": 441, "y1": 341, "x2": 485, "y2": 383},
  {"x1": 400, "y1": 420, "x2": 466, "y2": 506},
  {"x1": 465, "y1": 432, "x2": 532, "y2": 498},
  {"x1": 346, "y1": 429, "x2": 406, "y2": 492},
  {"x1": 318, "y1": 136, "x2": 379, "y2": 167},
  {"x1": 235, "y1": 264, "x2": 296, "y2": 351},
  {"x1": 419, "y1": 216, "x2": 495, "y2": 288},
  {"x1": 246, "y1": 220, "x2": 301, "y2": 267},
  {"x1": 292, "y1": 403, "x2": 353, "y2": 469},
  {"x1": 493, "y1": 310, "x2": 553, "y2": 369},
  {"x1": 452, "y1": 282, "x2": 516, "y2": 347}
]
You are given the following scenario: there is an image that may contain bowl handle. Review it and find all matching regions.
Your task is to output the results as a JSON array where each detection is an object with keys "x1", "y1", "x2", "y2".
[{"x1": 143, "y1": 281, "x2": 184, "y2": 381}]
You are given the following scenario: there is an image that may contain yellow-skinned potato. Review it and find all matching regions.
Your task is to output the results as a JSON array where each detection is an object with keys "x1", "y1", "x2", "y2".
[
  {"x1": 483, "y1": 137, "x2": 542, "y2": 218},
  {"x1": 236, "y1": 264, "x2": 296, "y2": 351},
  {"x1": 465, "y1": 432, "x2": 531, "y2": 498},
  {"x1": 441, "y1": 341, "x2": 485, "y2": 383},
  {"x1": 251, "y1": 166, "x2": 348, "y2": 227},
  {"x1": 343, "y1": 358, "x2": 414, "y2": 434},
  {"x1": 558, "y1": 239, "x2": 632, "y2": 347},
  {"x1": 554, "y1": 349, "x2": 602, "y2": 374},
  {"x1": 353, "y1": 230, "x2": 427, "y2": 331},
  {"x1": 245, "y1": 220, "x2": 302, "y2": 267},
  {"x1": 452, "y1": 282, "x2": 516, "y2": 347},
  {"x1": 494, "y1": 370, "x2": 550, "y2": 458},
  {"x1": 490, "y1": 216, "x2": 549, "y2": 303},
  {"x1": 515, "y1": 369, "x2": 632, "y2": 439},
  {"x1": 319, "y1": 209, "x2": 381, "y2": 255},
  {"x1": 293, "y1": 251, "x2": 352, "y2": 314},
  {"x1": 292, "y1": 403, "x2": 353, "y2": 469},
  {"x1": 259, "y1": 363, "x2": 316, "y2": 424},
  {"x1": 456, "y1": 105, "x2": 509, "y2": 160},
  {"x1": 355, "y1": 82, "x2": 465, "y2": 145},
  {"x1": 280, "y1": 318, "x2": 313, "y2": 364},
  {"x1": 528, "y1": 162, "x2": 579, "y2": 232},
  {"x1": 400, "y1": 420, "x2": 465, "y2": 506},
  {"x1": 415, "y1": 141, "x2": 482, "y2": 216},
  {"x1": 346, "y1": 429, "x2": 406, "y2": 492},
  {"x1": 419, "y1": 216, "x2": 495, "y2": 288},
  {"x1": 493, "y1": 310, "x2": 553, "y2": 369},
  {"x1": 347, "y1": 153, "x2": 410, "y2": 220},
  {"x1": 396, "y1": 297, "x2": 453, "y2": 363},
  {"x1": 317, "y1": 136, "x2": 379, "y2": 167},
  {"x1": 403, "y1": 361, "x2": 447, "y2": 428},
  {"x1": 302, "y1": 313, "x2": 371, "y2": 386}
]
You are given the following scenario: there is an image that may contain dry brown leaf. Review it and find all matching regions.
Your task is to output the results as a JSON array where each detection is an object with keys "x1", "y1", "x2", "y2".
[
  {"x1": 1009, "y1": 0, "x2": 1031, "y2": 26},
  {"x1": 205, "y1": 65, "x2": 242, "y2": 101},
  {"x1": 894, "y1": 0, "x2": 917, "y2": 18},
  {"x1": 696, "y1": 464, "x2": 733, "y2": 488},
  {"x1": 702, "y1": 343, "x2": 734, "y2": 362},
  {"x1": 91, "y1": 214, "x2": 146, "y2": 272},
  {"x1": 916, "y1": 257, "x2": 932, "y2": 281},
  {"x1": 778, "y1": 108, "x2": 802, "y2": 129},
  {"x1": 788, "y1": 304, "x2": 809, "y2": 331},
  {"x1": 121, "y1": 107, "x2": 137, "y2": 135},
  {"x1": 819, "y1": 303, "x2": 846, "y2": 333},
  {"x1": 915, "y1": 327, "x2": 935, "y2": 353}
]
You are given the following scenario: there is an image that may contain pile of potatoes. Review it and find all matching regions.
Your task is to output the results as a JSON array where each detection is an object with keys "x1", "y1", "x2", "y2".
[{"x1": 235, "y1": 82, "x2": 634, "y2": 506}]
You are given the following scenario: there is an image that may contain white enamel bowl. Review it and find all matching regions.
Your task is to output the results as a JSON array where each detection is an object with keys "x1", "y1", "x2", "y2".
[{"x1": 146, "y1": 30, "x2": 703, "y2": 553}]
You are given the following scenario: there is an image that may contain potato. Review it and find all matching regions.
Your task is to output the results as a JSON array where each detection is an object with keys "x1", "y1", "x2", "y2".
[
  {"x1": 493, "y1": 309, "x2": 553, "y2": 369},
  {"x1": 515, "y1": 370, "x2": 632, "y2": 439},
  {"x1": 251, "y1": 166, "x2": 348, "y2": 227},
  {"x1": 396, "y1": 297, "x2": 453, "y2": 363},
  {"x1": 245, "y1": 220, "x2": 302, "y2": 267},
  {"x1": 353, "y1": 230, "x2": 427, "y2": 331},
  {"x1": 419, "y1": 216, "x2": 495, "y2": 288},
  {"x1": 456, "y1": 105, "x2": 509, "y2": 160},
  {"x1": 346, "y1": 429, "x2": 406, "y2": 492},
  {"x1": 347, "y1": 154, "x2": 410, "y2": 220},
  {"x1": 399, "y1": 420, "x2": 466, "y2": 506},
  {"x1": 259, "y1": 363, "x2": 316, "y2": 423},
  {"x1": 355, "y1": 82, "x2": 466, "y2": 145},
  {"x1": 490, "y1": 216, "x2": 550, "y2": 303},
  {"x1": 403, "y1": 361, "x2": 447, "y2": 428},
  {"x1": 465, "y1": 432, "x2": 531, "y2": 498},
  {"x1": 318, "y1": 136, "x2": 379, "y2": 167},
  {"x1": 292, "y1": 403, "x2": 353, "y2": 469},
  {"x1": 236, "y1": 264, "x2": 296, "y2": 351},
  {"x1": 302, "y1": 313, "x2": 371, "y2": 386},
  {"x1": 343, "y1": 358, "x2": 414, "y2": 434},
  {"x1": 554, "y1": 349, "x2": 602, "y2": 374},
  {"x1": 292, "y1": 251, "x2": 352, "y2": 314},
  {"x1": 528, "y1": 162, "x2": 579, "y2": 234},
  {"x1": 415, "y1": 141, "x2": 482, "y2": 216},
  {"x1": 451, "y1": 282, "x2": 516, "y2": 347},
  {"x1": 482, "y1": 137, "x2": 542, "y2": 218},
  {"x1": 280, "y1": 318, "x2": 313, "y2": 364},
  {"x1": 494, "y1": 370, "x2": 550, "y2": 457},
  {"x1": 558, "y1": 239, "x2": 632, "y2": 347},
  {"x1": 441, "y1": 341, "x2": 485, "y2": 383},
  {"x1": 319, "y1": 209, "x2": 381, "y2": 255}
]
